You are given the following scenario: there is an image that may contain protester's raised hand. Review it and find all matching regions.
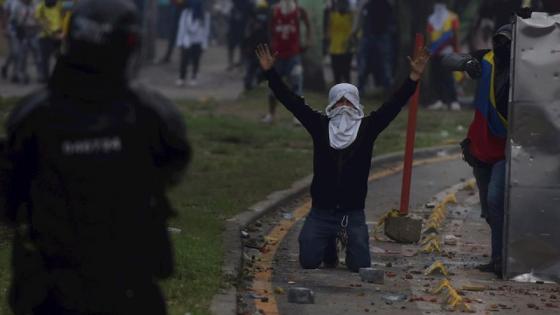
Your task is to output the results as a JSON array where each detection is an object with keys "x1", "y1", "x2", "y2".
[
  {"x1": 255, "y1": 44, "x2": 277, "y2": 71},
  {"x1": 408, "y1": 47, "x2": 431, "y2": 81}
]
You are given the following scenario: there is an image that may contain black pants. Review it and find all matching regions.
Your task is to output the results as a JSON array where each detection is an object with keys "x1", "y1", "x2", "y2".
[
  {"x1": 330, "y1": 53, "x2": 352, "y2": 84},
  {"x1": 179, "y1": 44, "x2": 202, "y2": 80},
  {"x1": 430, "y1": 55, "x2": 457, "y2": 105},
  {"x1": 161, "y1": 8, "x2": 181, "y2": 62},
  {"x1": 38, "y1": 37, "x2": 60, "y2": 81},
  {"x1": 244, "y1": 53, "x2": 261, "y2": 90}
]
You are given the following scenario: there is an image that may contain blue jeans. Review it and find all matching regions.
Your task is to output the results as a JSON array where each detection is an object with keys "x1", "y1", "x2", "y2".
[
  {"x1": 244, "y1": 54, "x2": 261, "y2": 90},
  {"x1": 473, "y1": 160, "x2": 506, "y2": 262},
  {"x1": 2, "y1": 31, "x2": 19, "y2": 75},
  {"x1": 17, "y1": 35, "x2": 41, "y2": 82},
  {"x1": 298, "y1": 208, "x2": 371, "y2": 272},
  {"x1": 274, "y1": 55, "x2": 303, "y2": 96},
  {"x1": 357, "y1": 34, "x2": 393, "y2": 93}
]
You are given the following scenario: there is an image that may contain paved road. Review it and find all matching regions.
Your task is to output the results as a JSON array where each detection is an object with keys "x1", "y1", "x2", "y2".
[
  {"x1": 0, "y1": 43, "x2": 244, "y2": 100},
  {"x1": 245, "y1": 157, "x2": 560, "y2": 315}
]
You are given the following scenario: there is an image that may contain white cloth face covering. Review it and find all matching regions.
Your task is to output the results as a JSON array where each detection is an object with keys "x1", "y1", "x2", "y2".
[{"x1": 325, "y1": 83, "x2": 365, "y2": 150}]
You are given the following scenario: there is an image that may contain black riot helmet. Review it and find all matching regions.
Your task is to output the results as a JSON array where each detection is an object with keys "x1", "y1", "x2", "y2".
[
  {"x1": 62, "y1": 0, "x2": 140, "y2": 76},
  {"x1": 492, "y1": 24, "x2": 512, "y2": 67}
]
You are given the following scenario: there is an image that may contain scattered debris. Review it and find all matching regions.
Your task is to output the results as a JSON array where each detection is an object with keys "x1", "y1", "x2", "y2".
[
  {"x1": 433, "y1": 279, "x2": 455, "y2": 294},
  {"x1": 463, "y1": 179, "x2": 477, "y2": 191},
  {"x1": 425, "y1": 202, "x2": 436, "y2": 209},
  {"x1": 248, "y1": 293, "x2": 269, "y2": 303},
  {"x1": 371, "y1": 246, "x2": 387, "y2": 254},
  {"x1": 382, "y1": 293, "x2": 408, "y2": 303},
  {"x1": 359, "y1": 268, "x2": 385, "y2": 284},
  {"x1": 287, "y1": 287, "x2": 315, "y2": 304},
  {"x1": 282, "y1": 212, "x2": 294, "y2": 220},
  {"x1": 444, "y1": 235, "x2": 458, "y2": 246},
  {"x1": 462, "y1": 284, "x2": 487, "y2": 292},
  {"x1": 274, "y1": 287, "x2": 285, "y2": 294},
  {"x1": 409, "y1": 296, "x2": 438, "y2": 303},
  {"x1": 421, "y1": 238, "x2": 442, "y2": 254},
  {"x1": 385, "y1": 215, "x2": 422, "y2": 243}
]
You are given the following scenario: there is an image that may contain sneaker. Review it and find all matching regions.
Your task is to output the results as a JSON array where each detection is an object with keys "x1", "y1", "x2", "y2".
[
  {"x1": 261, "y1": 114, "x2": 273, "y2": 124},
  {"x1": 427, "y1": 100, "x2": 446, "y2": 110},
  {"x1": 175, "y1": 79, "x2": 185, "y2": 87},
  {"x1": 188, "y1": 79, "x2": 198, "y2": 87},
  {"x1": 450, "y1": 101, "x2": 461, "y2": 111}
]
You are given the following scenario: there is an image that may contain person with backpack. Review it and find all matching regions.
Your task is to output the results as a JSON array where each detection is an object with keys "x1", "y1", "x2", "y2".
[{"x1": 1, "y1": 0, "x2": 191, "y2": 313}]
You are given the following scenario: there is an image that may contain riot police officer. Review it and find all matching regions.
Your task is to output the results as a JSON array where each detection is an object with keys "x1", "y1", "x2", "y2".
[{"x1": 1, "y1": 0, "x2": 191, "y2": 314}]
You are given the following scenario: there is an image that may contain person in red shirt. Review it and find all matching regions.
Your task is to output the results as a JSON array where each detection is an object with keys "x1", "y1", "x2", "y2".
[
  {"x1": 441, "y1": 24, "x2": 512, "y2": 278},
  {"x1": 262, "y1": 0, "x2": 311, "y2": 124}
]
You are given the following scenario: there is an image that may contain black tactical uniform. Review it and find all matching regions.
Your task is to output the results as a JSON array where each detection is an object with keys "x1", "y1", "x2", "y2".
[{"x1": 1, "y1": 0, "x2": 191, "y2": 314}]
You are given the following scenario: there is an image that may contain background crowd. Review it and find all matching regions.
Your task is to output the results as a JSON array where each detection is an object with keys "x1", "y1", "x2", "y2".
[{"x1": 2, "y1": 0, "x2": 559, "y2": 110}]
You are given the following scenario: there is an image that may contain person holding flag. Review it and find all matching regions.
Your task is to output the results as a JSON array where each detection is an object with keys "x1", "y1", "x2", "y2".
[{"x1": 426, "y1": 2, "x2": 461, "y2": 111}]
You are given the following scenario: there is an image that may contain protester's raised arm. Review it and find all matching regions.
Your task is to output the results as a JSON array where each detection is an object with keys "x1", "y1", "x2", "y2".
[
  {"x1": 256, "y1": 44, "x2": 321, "y2": 133},
  {"x1": 369, "y1": 48, "x2": 430, "y2": 135}
]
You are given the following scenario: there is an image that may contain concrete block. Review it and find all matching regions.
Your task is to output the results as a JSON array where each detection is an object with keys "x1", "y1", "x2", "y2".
[
  {"x1": 385, "y1": 216, "x2": 422, "y2": 243},
  {"x1": 287, "y1": 287, "x2": 315, "y2": 304},
  {"x1": 359, "y1": 268, "x2": 385, "y2": 284}
]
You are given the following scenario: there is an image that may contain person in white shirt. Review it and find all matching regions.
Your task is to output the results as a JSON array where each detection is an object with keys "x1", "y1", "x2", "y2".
[{"x1": 175, "y1": 0, "x2": 210, "y2": 87}]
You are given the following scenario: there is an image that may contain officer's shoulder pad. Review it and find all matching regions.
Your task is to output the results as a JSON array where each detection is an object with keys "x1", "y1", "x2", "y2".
[{"x1": 6, "y1": 88, "x2": 50, "y2": 134}]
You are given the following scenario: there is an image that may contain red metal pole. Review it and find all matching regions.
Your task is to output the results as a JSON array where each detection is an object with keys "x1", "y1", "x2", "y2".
[{"x1": 399, "y1": 33, "x2": 424, "y2": 215}]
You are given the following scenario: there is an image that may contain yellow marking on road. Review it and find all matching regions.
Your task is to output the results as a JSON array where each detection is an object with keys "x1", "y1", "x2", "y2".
[{"x1": 252, "y1": 153, "x2": 461, "y2": 314}]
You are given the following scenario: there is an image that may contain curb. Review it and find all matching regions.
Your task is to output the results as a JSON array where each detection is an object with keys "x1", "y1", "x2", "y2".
[{"x1": 209, "y1": 144, "x2": 461, "y2": 315}]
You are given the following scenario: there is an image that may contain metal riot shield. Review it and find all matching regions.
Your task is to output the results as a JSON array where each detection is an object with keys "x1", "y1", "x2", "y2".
[{"x1": 505, "y1": 13, "x2": 560, "y2": 283}]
